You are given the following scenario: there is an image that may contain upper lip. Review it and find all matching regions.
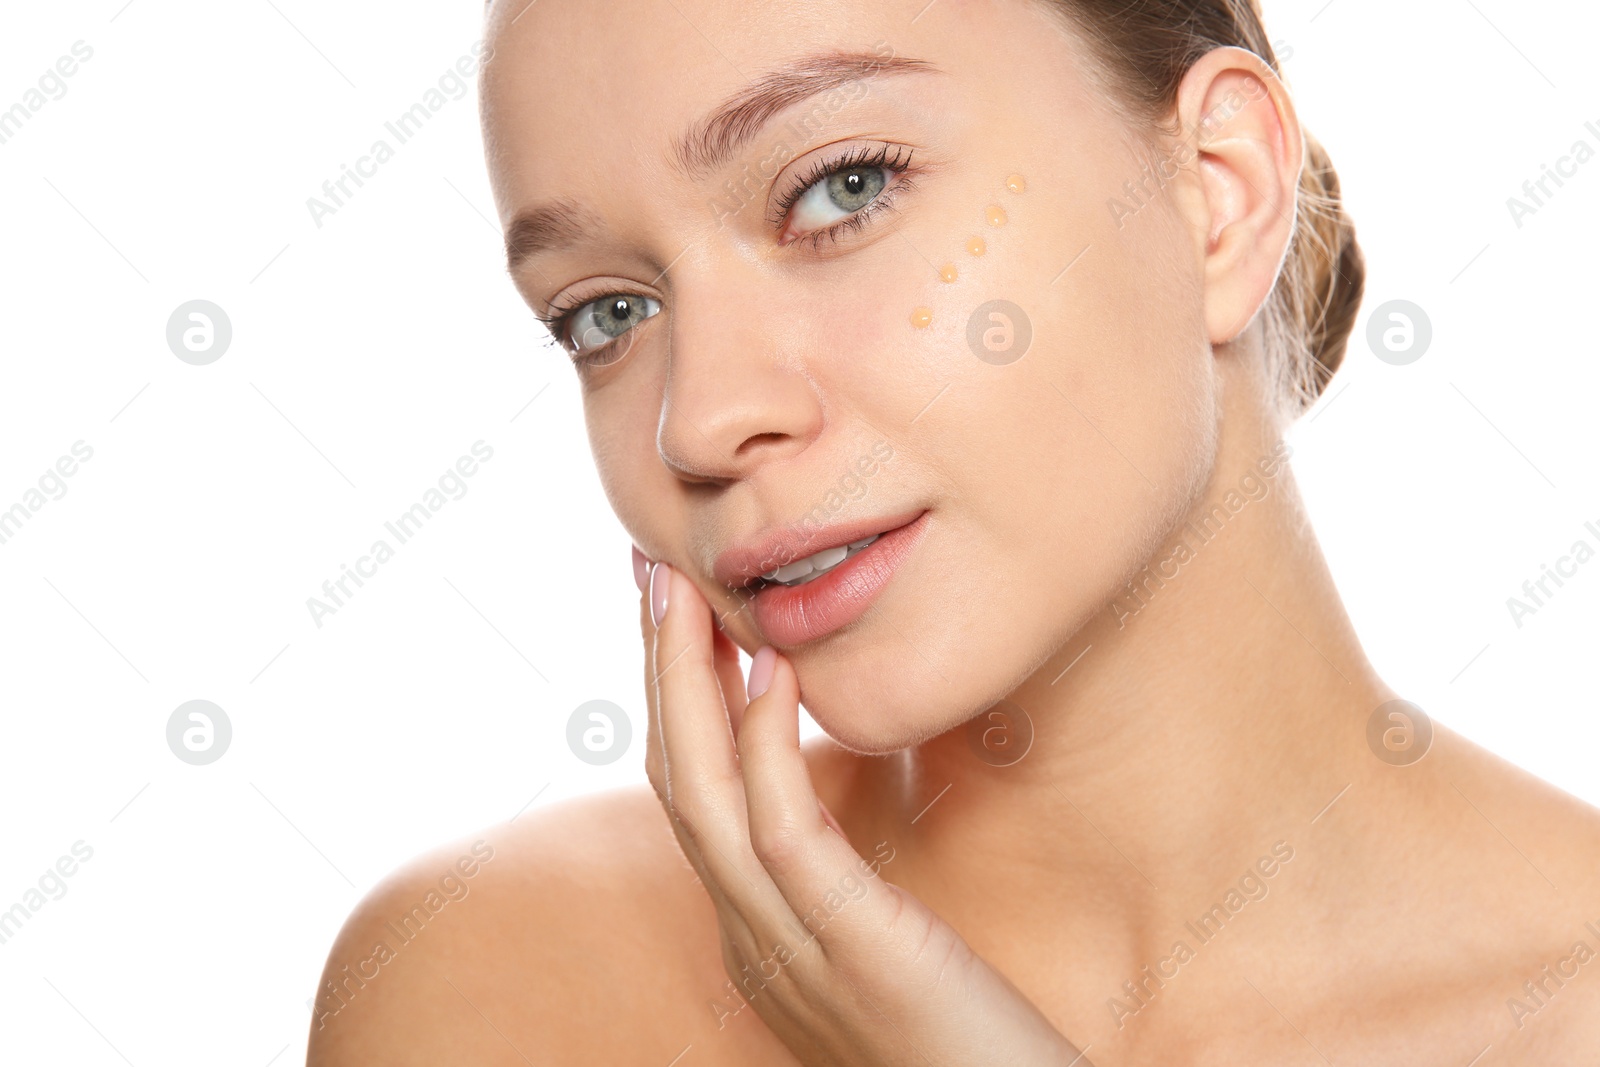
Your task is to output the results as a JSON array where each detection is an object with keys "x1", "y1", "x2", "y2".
[{"x1": 713, "y1": 507, "x2": 927, "y2": 588}]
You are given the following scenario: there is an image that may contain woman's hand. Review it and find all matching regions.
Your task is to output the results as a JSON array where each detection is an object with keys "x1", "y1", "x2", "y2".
[{"x1": 635, "y1": 550, "x2": 1089, "y2": 1067}]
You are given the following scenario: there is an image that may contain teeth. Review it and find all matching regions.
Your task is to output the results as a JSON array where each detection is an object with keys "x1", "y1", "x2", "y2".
[
  {"x1": 810, "y1": 546, "x2": 848, "y2": 570},
  {"x1": 772, "y1": 559, "x2": 813, "y2": 582},
  {"x1": 759, "y1": 534, "x2": 880, "y2": 587}
]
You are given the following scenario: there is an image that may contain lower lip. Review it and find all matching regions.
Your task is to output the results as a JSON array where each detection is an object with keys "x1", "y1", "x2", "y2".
[{"x1": 750, "y1": 511, "x2": 930, "y2": 647}]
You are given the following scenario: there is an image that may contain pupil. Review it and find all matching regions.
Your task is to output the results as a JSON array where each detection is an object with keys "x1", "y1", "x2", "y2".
[{"x1": 829, "y1": 167, "x2": 883, "y2": 211}]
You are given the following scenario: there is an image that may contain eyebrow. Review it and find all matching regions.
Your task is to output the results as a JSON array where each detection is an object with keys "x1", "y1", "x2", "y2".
[
  {"x1": 504, "y1": 49, "x2": 942, "y2": 272},
  {"x1": 504, "y1": 197, "x2": 604, "y2": 275},
  {"x1": 670, "y1": 49, "x2": 941, "y2": 177}
]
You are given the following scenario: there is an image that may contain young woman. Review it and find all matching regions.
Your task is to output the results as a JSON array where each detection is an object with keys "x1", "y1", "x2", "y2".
[{"x1": 308, "y1": 0, "x2": 1600, "y2": 1062}]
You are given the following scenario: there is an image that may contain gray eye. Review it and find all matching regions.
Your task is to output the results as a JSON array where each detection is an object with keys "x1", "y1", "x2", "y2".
[
  {"x1": 566, "y1": 294, "x2": 661, "y2": 355},
  {"x1": 791, "y1": 166, "x2": 889, "y2": 230},
  {"x1": 825, "y1": 167, "x2": 886, "y2": 212}
]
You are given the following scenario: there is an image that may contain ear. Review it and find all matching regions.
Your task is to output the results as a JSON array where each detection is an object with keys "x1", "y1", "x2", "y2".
[{"x1": 1171, "y1": 46, "x2": 1303, "y2": 347}]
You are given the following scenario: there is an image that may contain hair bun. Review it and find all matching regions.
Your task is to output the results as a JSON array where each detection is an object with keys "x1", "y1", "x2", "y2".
[
  {"x1": 1275, "y1": 130, "x2": 1366, "y2": 412},
  {"x1": 1040, "y1": 0, "x2": 1367, "y2": 417}
]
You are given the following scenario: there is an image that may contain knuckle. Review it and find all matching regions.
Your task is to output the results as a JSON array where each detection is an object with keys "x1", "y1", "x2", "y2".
[
  {"x1": 749, "y1": 818, "x2": 807, "y2": 870},
  {"x1": 916, "y1": 927, "x2": 973, "y2": 997},
  {"x1": 881, "y1": 892, "x2": 972, "y2": 993}
]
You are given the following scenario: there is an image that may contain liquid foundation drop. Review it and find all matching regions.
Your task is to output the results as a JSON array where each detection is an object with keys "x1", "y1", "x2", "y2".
[
  {"x1": 986, "y1": 204, "x2": 1007, "y2": 227},
  {"x1": 1006, "y1": 173, "x2": 1027, "y2": 194},
  {"x1": 939, "y1": 263, "x2": 958, "y2": 283},
  {"x1": 911, "y1": 307, "x2": 933, "y2": 328},
  {"x1": 966, "y1": 236, "x2": 986, "y2": 256}
]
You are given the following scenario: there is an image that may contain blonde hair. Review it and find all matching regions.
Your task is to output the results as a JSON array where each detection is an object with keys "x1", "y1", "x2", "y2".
[{"x1": 1041, "y1": 0, "x2": 1365, "y2": 416}]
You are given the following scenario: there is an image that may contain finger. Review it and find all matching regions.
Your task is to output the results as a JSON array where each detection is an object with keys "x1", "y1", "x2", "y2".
[
  {"x1": 817, "y1": 796, "x2": 850, "y2": 844},
  {"x1": 736, "y1": 648, "x2": 824, "y2": 871},
  {"x1": 642, "y1": 576, "x2": 765, "y2": 945},
  {"x1": 631, "y1": 544, "x2": 651, "y2": 595},
  {"x1": 650, "y1": 563, "x2": 782, "y2": 917},
  {"x1": 633, "y1": 550, "x2": 665, "y2": 799},
  {"x1": 738, "y1": 650, "x2": 898, "y2": 946},
  {"x1": 635, "y1": 560, "x2": 795, "y2": 983},
  {"x1": 711, "y1": 625, "x2": 748, "y2": 739},
  {"x1": 639, "y1": 565, "x2": 666, "y2": 803},
  {"x1": 652, "y1": 562, "x2": 742, "y2": 792}
]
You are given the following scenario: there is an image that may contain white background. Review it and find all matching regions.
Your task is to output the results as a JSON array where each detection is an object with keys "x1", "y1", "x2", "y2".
[{"x1": 0, "y1": 0, "x2": 1595, "y2": 1062}]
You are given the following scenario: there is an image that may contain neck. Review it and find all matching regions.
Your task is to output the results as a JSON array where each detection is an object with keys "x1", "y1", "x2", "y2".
[{"x1": 835, "y1": 396, "x2": 1394, "y2": 945}]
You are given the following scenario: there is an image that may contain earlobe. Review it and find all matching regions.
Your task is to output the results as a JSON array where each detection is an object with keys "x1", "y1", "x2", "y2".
[{"x1": 1173, "y1": 46, "x2": 1304, "y2": 346}]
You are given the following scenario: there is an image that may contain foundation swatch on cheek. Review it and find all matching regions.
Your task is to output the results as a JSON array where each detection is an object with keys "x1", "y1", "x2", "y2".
[{"x1": 907, "y1": 174, "x2": 1024, "y2": 333}]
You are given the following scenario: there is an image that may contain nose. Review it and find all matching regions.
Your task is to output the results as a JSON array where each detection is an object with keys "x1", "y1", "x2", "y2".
[{"x1": 655, "y1": 272, "x2": 824, "y2": 484}]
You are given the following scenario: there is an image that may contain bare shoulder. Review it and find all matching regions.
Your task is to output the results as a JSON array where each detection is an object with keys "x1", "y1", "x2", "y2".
[
  {"x1": 1424, "y1": 724, "x2": 1600, "y2": 1057},
  {"x1": 305, "y1": 785, "x2": 749, "y2": 1066},
  {"x1": 1429, "y1": 722, "x2": 1600, "y2": 895}
]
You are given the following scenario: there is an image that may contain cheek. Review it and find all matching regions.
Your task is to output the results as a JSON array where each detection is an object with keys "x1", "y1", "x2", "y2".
[
  {"x1": 584, "y1": 388, "x2": 670, "y2": 553},
  {"x1": 790, "y1": 170, "x2": 1217, "y2": 748},
  {"x1": 781, "y1": 246, "x2": 942, "y2": 429},
  {"x1": 979, "y1": 207, "x2": 1215, "y2": 606},
  {"x1": 849, "y1": 149, "x2": 1214, "y2": 560}
]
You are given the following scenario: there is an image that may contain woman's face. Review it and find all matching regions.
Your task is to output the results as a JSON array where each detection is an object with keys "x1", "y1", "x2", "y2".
[{"x1": 482, "y1": 0, "x2": 1220, "y2": 753}]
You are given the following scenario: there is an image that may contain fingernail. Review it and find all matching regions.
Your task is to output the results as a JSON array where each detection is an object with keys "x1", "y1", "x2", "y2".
[
  {"x1": 747, "y1": 645, "x2": 777, "y2": 700},
  {"x1": 631, "y1": 545, "x2": 651, "y2": 593},
  {"x1": 649, "y1": 562, "x2": 671, "y2": 626}
]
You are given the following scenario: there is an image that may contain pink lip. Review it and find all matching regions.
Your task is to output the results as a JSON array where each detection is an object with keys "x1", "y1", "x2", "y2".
[
  {"x1": 714, "y1": 507, "x2": 928, "y2": 589},
  {"x1": 747, "y1": 511, "x2": 930, "y2": 647}
]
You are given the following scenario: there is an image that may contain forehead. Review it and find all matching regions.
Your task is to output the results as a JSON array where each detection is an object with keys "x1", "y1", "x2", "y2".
[
  {"x1": 486, "y1": 0, "x2": 954, "y2": 106},
  {"x1": 480, "y1": 0, "x2": 1058, "y2": 211}
]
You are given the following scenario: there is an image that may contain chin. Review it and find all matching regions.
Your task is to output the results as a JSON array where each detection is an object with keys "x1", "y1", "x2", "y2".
[
  {"x1": 787, "y1": 542, "x2": 1130, "y2": 755},
  {"x1": 787, "y1": 607, "x2": 1048, "y2": 756},
  {"x1": 803, "y1": 697, "x2": 958, "y2": 756}
]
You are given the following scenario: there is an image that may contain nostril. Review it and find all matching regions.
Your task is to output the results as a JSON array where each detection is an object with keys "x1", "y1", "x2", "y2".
[{"x1": 735, "y1": 432, "x2": 789, "y2": 455}]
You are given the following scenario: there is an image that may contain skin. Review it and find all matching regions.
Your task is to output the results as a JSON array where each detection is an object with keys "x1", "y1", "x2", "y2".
[{"x1": 307, "y1": 0, "x2": 1600, "y2": 1063}]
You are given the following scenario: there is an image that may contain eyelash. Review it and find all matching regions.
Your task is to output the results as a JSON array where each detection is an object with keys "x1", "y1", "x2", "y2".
[
  {"x1": 538, "y1": 142, "x2": 918, "y2": 369},
  {"x1": 531, "y1": 291, "x2": 636, "y2": 371},
  {"x1": 767, "y1": 141, "x2": 918, "y2": 250}
]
